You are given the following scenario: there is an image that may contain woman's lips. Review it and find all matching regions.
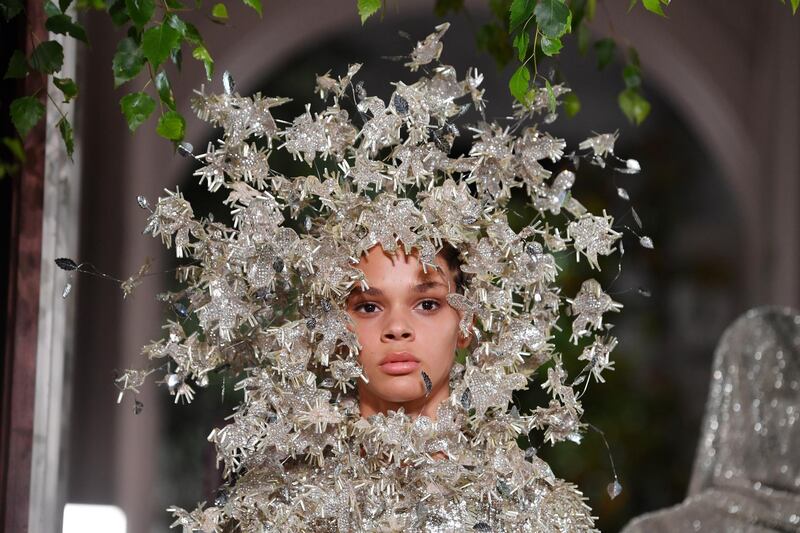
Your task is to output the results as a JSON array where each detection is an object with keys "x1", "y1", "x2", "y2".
[{"x1": 379, "y1": 352, "x2": 420, "y2": 375}]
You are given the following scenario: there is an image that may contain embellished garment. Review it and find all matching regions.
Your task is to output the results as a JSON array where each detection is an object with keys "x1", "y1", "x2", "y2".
[
  {"x1": 112, "y1": 24, "x2": 644, "y2": 533},
  {"x1": 205, "y1": 401, "x2": 595, "y2": 532},
  {"x1": 622, "y1": 307, "x2": 800, "y2": 533}
]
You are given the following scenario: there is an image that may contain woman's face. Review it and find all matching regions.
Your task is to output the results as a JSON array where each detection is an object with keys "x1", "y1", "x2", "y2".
[{"x1": 346, "y1": 245, "x2": 469, "y2": 412}]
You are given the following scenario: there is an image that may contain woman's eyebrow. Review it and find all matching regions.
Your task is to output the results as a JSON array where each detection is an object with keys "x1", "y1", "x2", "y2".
[
  {"x1": 348, "y1": 286, "x2": 383, "y2": 298},
  {"x1": 412, "y1": 281, "x2": 448, "y2": 293}
]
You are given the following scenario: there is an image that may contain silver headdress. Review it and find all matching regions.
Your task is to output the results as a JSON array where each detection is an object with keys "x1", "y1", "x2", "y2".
[{"x1": 115, "y1": 24, "x2": 641, "y2": 532}]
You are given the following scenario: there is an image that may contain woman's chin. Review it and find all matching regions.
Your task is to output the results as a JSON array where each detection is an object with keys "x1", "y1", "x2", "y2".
[{"x1": 370, "y1": 378, "x2": 425, "y2": 404}]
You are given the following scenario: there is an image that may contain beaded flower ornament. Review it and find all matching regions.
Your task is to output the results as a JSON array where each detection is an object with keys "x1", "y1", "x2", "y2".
[{"x1": 111, "y1": 23, "x2": 644, "y2": 532}]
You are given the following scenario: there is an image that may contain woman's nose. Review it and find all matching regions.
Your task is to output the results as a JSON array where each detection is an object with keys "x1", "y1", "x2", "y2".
[{"x1": 381, "y1": 312, "x2": 414, "y2": 342}]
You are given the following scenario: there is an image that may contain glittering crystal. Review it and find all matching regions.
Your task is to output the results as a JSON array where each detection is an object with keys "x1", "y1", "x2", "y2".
[
  {"x1": 55, "y1": 257, "x2": 78, "y2": 271},
  {"x1": 639, "y1": 236, "x2": 654, "y2": 249},
  {"x1": 166, "y1": 373, "x2": 181, "y2": 392},
  {"x1": 617, "y1": 187, "x2": 629, "y2": 201},
  {"x1": 133, "y1": 399, "x2": 144, "y2": 415},
  {"x1": 177, "y1": 142, "x2": 194, "y2": 157},
  {"x1": 632, "y1": 206, "x2": 642, "y2": 229},
  {"x1": 460, "y1": 387, "x2": 472, "y2": 410},
  {"x1": 137, "y1": 195, "x2": 150, "y2": 209},
  {"x1": 421, "y1": 370, "x2": 432, "y2": 396},
  {"x1": 222, "y1": 71, "x2": 235, "y2": 95},
  {"x1": 214, "y1": 488, "x2": 229, "y2": 507},
  {"x1": 61, "y1": 282, "x2": 72, "y2": 299},
  {"x1": 626, "y1": 158, "x2": 641, "y2": 171},
  {"x1": 392, "y1": 93, "x2": 409, "y2": 115},
  {"x1": 173, "y1": 302, "x2": 189, "y2": 318},
  {"x1": 579, "y1": 132, "x2": 617, "y2": 157},
  {"x1": 607, "y1": 479, "x2": 622, "y2": 499}
]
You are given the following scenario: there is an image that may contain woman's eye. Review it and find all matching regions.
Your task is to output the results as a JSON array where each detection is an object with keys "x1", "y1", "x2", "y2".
[
  {"x1": 418, "y1": 299, "x2": 440, "y2": 311},
  {"x1": 357, "y1": 302, "x2": 379, "y2": 313}
]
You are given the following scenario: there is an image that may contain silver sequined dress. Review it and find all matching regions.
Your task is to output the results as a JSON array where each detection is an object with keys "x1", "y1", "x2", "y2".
[{"x1": 622, "y1": 306, "x2": 800, "y2": 533}]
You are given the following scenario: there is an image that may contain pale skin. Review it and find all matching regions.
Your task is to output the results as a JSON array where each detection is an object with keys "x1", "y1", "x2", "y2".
[{"x1": 346, "y1": 245, "x2": 471, "y2": 420}]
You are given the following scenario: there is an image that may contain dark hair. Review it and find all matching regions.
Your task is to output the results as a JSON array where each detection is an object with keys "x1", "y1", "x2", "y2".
[{"x1": 438, "y1": 242, "x2": 466, "y2": 293}]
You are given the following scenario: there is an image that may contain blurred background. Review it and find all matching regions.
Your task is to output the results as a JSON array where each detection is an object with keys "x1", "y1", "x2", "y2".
[{"x1": 3, "y1": 0, "x2": 799, "y2": 532}]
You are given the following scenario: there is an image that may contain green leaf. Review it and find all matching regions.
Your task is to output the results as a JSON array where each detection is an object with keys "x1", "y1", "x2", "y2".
[
  {"x1": 107, "y1": 0, "x2": 130, "y2": 25},
  {"x1": 509, "y1": 64, "x2": 530, "y2": 103},
  {"x1": 512, "y1": 31, "x2": 529, "y2": 61},
  {"x1": 594, "y1": 38, "x2": 615, "y2": 70},
  {"x1": 241, "y1": 0, "x2": 261, "y2": 16},
  {"x1": 0, "y1": 0, "x2": 23, "y2": 20},
  {"x1": 622, "y1": 63, "x2": 641, "y2": 89},
  {"x1": 112, "y1": 37, "x2": 145, "y2": 87},
  {"x1": 75, "y1": 0, "x2": 105, "y2": 8},
  {"x1": 618, "y1": 87, "x2": 651, "y2": 125},
  {"x1": 534, "y1": 0, "x2": 571, "y2": 38},
  {"x1": 142, "y1": 22, "x2": 181, "y2": 68},
  {"x1": 155, "y1": 70, "x2": 176, "y2": 110},
  {"x1": 792, "y1": 0, "x2": 799, "y2": 15},
  {"x1": 45, "y1": 14, "x2": 89, "y2": 43},
  {"x1": 477, "y1": 23, "x2": 513, "y2": 68},
  {"x1": 357, "y1": 0, "x2": 381, "y2": 24},
  {"x1": 211, "y1": 2, "x2": 227, "y2": 18},
  {"x1": 43, "y1": 0, "x2": 61, "y2": 17},
  {"x1": 165, "y1": 0, "x2": 183, "y2": 7},
  {"x1": 628, "y1": 46, "x2": 640, "y2": 67},
  {"x1": 125, "y1": 0, "x2": 154, "y2": 28},
  {"x1": 434, "y1": 0, "x2": 464, "y2": 17},
  {"x1": 586, "y1": 0, "x2": 596, "y2": 21},
  {"x1": 120, "y1": 92, "x2": 155, "y2": 132},
  {"x1": 183, "y1": 21, "x2": 203, "y2": 44},
  {"x1": 509, "y1": 0, "x2": 535, "y2": 32},
  {"x1": 156, "y1": 110, "x2": 186, "y2": 141},
  {"x1": 2, "y1": 137, "x2": 25, "y2": 162},
  {"x1": 577, "y1": 22, "x2": 590, "y2": 55},
  {"x1": 57, "y1": 117, "x2": 74, "y2": 159},
  {"x1": 642, "y1": 0, "x2": 667, "y2": 16},
  {"x1": 53, "y1": 76, "x2": 78, "y2": 102},
  {"x1": 4, "y1": 50, "x2": 29, "y2": 79},
  {"x1": 10, "y1": 96, "x2": 46, "y2": 137},
  {"x1": 28, "y1": 40, "x2": 64, "y2": 74},
  {"x1": 170, "y1": 46, "x2": 182, "y2": 70},
  {"x1": 563, "y1": 91, "x2": 580, "y2": 117},
  {"x1": 166, "y1": 13, "x2": 188, "y2": 35},
  {"x1": 544, "y1": 79, "x2": 556, "y2": 114},
  {"x1": 192, "y1": 44, "x2": 214, "y2": 79},
  {"x1": 540, "y1": 35, "x2": 562, "y2": 56}
]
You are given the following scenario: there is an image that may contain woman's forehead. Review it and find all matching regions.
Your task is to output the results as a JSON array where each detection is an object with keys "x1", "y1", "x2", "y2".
[{"x1": 355, "y1": 246, "x2": 453, "y2": 277}]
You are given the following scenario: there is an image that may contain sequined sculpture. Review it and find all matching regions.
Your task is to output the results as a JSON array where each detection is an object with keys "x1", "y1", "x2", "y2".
[
  {"x1": 622, "y1": 306, "x2": 800, "y2": 533},
  {"x1": 115, "y1": 24, "x2": 643, "y2": 532}
]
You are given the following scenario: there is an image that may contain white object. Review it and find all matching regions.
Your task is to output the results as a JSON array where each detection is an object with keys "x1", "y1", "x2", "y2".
[{"x1": 62, "y1": 504, "x2": 126, "y2": 533}]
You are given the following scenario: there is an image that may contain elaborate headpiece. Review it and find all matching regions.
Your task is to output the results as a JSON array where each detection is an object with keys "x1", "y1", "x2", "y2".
[{"x1": 112, "y1": 24, "x2": 641, "y2": 532}]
